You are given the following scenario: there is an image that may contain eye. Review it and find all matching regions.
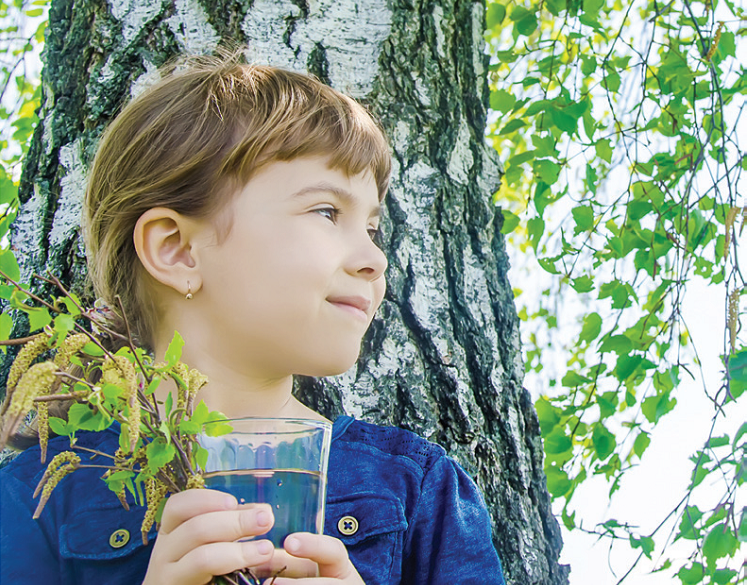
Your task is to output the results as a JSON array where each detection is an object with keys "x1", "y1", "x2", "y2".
[
  {"x1": 314, "y1": 206, "x2": 341, "y2": 223},
  {"x1": 368, "y1": 226, "x2": 382, "y2": 245}
]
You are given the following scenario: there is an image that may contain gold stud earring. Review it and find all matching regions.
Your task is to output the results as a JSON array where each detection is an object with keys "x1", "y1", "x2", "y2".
[{"x1": 185, "y1": 281, "x2": 193, "y2": 300}]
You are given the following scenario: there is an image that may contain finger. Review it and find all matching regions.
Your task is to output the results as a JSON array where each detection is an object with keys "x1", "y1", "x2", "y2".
[
  {"x1": 282, "y1": 533, "x2": 356, "y2": 579},
  {"x1": 159, "y1": 489, "x2": 240, "y2": 534},
  {"x1": 174, "y1": 539, "x2": 275, "y2": 585},
  {"x1": 167, "y1": 505, "x2": 274, "y2": 561}
]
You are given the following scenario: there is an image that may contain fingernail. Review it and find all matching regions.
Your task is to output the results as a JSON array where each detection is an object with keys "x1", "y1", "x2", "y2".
[
  {"x1": 284, "y1": 535, "x2": 300, "y2": 553},
  {"x1": 256, "y1": 509, "x2": 272, "y2": 527},
  {"x1": 256, "y1": 540, "x2": 273, "y2": 555},
  {"x1": 224, "y1": 495, "x2": 238, "y2": 509}
]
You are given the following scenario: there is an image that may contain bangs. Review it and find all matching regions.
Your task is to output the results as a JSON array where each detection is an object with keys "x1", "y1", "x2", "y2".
[{"x1": 216, "y1": 66, "x2": 391, "y2": 199}]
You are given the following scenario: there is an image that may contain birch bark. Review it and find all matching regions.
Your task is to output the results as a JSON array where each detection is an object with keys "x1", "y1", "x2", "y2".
[{"x1": 11, "y1": 0, "x2": 567, "y2": 582}]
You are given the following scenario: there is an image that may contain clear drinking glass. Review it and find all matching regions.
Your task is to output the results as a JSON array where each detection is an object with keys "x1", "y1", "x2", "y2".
[{"x1": 199, "y1": 418, "x2": 333, "y2": 579}]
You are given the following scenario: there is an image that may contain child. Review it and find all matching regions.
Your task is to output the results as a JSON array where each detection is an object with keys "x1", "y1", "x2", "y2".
[{"x1": 0, "y1": 56, "x2": 506, "y2": 585}]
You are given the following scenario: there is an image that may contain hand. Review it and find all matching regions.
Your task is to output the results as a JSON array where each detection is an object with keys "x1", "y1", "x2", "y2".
[
  {"x1": 142, "y1": 489, "x2": 276, "y2": 585},
  {"x1": 270, "y1": 533, "x2": 365, "y2": 585}
]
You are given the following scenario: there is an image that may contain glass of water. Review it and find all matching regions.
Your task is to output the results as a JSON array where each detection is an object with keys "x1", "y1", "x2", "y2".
[{"x1": 198, "y1": 418, "x2": 332, "y2": 579}]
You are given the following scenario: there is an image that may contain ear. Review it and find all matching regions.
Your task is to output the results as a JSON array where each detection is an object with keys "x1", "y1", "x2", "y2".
[{"x1": 133, "y1": 208, "x2": 207, "y2": 297}]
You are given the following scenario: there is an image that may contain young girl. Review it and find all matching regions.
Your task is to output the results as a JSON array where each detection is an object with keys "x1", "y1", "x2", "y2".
[{"x1": 0, "y1": 56, "x2": 506, "y2": 585}]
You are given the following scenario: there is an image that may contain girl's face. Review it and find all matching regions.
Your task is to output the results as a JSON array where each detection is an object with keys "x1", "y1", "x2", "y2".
[{"x1": 191, "y1": 157, "x2": 387, "y2": 379}]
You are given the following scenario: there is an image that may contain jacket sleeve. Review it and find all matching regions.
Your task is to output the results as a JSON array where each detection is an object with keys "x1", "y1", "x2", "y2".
[
  {"x1": 401, "y1": 455, "x2": 506, "y2": 585},
  {"x1": 1, "y1": 468, "x2": 62, "y2": 584}
]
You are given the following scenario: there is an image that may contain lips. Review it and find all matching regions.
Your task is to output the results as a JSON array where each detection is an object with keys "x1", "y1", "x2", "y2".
[{"x1": 327, "y1": 295, "x2": 372, "y2": 321}]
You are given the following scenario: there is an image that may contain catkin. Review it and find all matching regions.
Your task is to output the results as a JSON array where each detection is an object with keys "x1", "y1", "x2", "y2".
[
  {"x1": 141, "y1": 478, "x2": 169, "y2": 544},
  {"x1": 102, "y1": 356, "x2": 140, "y2": 452},
  {"x1": 53, "y1": 333, "x2": 90, "y2": 370},
  {"x1": 32, "y1": 451, "x2": 81, "y2": 518},
  {"x1": 705, "y1": 22, "x2": 724, "y2": 61},
  {"x1": 38, "y1": 402, "x2": 49, "y2": 463},
  {"x1": 186, "y1": 473, "x2": 205, "y2": 490},
  {"x1": 6, "y1": 334, "x2": 50, "y2": 392},
  {"x1": 173, "y1": 362, "x2": 190, "y2": 410},
  {"x1": 7, "y1": 362, "x2": 58, "y2": 417}
]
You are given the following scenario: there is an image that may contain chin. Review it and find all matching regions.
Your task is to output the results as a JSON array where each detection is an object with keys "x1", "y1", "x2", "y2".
[{"x1": 300, "y1": 355, "x2": 361, "y2": 378}]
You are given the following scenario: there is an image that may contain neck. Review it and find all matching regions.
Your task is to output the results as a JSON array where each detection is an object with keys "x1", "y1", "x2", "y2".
[{"x1": 152, "y1": 338, "x2": 327, "y2": 422}]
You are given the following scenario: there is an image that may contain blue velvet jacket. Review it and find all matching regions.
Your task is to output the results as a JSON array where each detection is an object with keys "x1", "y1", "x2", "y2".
[{"x1": 0, "y1": 416, "x2": 505, "y2": 584}]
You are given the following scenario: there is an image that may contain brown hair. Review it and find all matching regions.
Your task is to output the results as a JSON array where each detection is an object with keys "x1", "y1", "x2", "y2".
[{"x1": 84, "y1": 55, "x2": 391, "y2": 351}]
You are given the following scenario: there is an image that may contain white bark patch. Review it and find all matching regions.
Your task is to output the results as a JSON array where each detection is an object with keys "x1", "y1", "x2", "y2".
[
  {"x1": 446, "y1": 116, "x2": 474, "y2": 185},
  {"x1": 107, "y1": 0, "x2": 165, "y2": 45},
  {"x1": 462, "y1": 245, "x2": 499, "y2": 349},
  {"x1": 165, "y1": 0, "x2": 220, "y2": 55},
  {"x1": 431, "y1": 4, "x2": 446, "y2": 59},
  {"x1": 13, "y1": 187, "x2": 45, "y2": 281},
  {"x1": 243, "y1": 0, "x2": 393, "y2": 97},
  {"x1": 471, "y1": 2, "x2": 484, "y2": 95},
  {"x1": 130, "y1": 58, "x2": 161, "y2": 99},
  {"x1": 50, "y1": 139, "x2": 87, "y2": 249}
]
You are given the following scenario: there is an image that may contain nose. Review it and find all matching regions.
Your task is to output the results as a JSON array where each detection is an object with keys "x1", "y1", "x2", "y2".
[{"x1": 347, "y1": 234, "x2": 388, "y2": 281}]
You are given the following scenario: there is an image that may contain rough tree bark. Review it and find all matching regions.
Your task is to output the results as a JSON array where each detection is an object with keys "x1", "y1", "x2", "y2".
[{"x1": 10, "y1": 0, "x2": 568, "y2": 582}]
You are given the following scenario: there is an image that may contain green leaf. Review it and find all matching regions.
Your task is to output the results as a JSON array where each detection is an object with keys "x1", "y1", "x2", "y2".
[
  {"x1": 732, "y1": 422, "x2": 747, "y2": 449},
  {"x1": 561, "y1": 371, "x2": 592, "y2": 387},
  {"x1": 712, "y1": 569, "x2": 737, "y2": 585},
  {"x1": 179, "y1": 419, "x2": 201, "y2": 434},
  {"x1": 614, "y1": 354, "x2": 643, "y2": 381},
  {"x1": 535, "y1": 397, "x2": 561, "y2": 434},
  {"x1": 702, "y1": 523, "x2": 738, "y2": 569},
  {"x1": 599, "y1": 334, "x2": 632, "y2": 355},
  {"x1": 532, "y1": 159, "x2": 561, "y2": 185},
  {"x1": 81, "y1": 342, "x2": 104, "y2": 357},
  {"x1": 48, "y1": 417, "x2": 70, "y2": 436},
  {"x1": 203, "y1": 411, "x2": 233, "y2": 437},
  {"x1": 498, "y1": 118, "x2": 527, "y2": 135},
  {"x1": 629, "y1": 535, "x2": 654, "y2": 558},
  {"x1": 53, "y1": 313, "x2": 76, "y2": 340},
  {"x1": 737, "y1": 508, "x2": 747, "y2": 543},
  {"x1": 676, "y1": 562, "x2": 704, "y2": 584},
  {"x1": 489, "y1": 89, "x2": 515, "y2": 113},
  {"x1": 67, "y1": 403, "x2": 109, "y2": 432},
  {"x1": 706, "y1": 435, "x2": 729, "y2": 449},
  {"x1": 642, "y1": 393, "x2": 676, "y2": 424},
  {"x1": 27, "y1": 307, "x2": 52, "y2": 332},
  {"x1": 500, "y1": 210, "x2": 520, "y2": 234},
  {"x1": 527, "y1": 217, "x2": 545, "y2": 250},
  {"x1": 572, "y1": 205, "x2": 594, "y2": 233},
  {"x1": 545, "y1": 466, "x2": 572, "y2": 497},
  {"x1": 164, "y1": 331, "x2": 184, "y2": 366},
  {"x1": 633, "y1": 431, "x2": 651, "y2": 458},
  {"x1": 0, "y1": 249, "x2": 21, "y2": 282},
  {"x1": 676, "y1": 505, "x2": 703, "y2": 541},
  {"x1": 0, "y1": 312, "x2": 12, "y2": 343},
  {"x1": 509, "y1": 5, "x2": 538, "y2": 35},
  {"x1": 191, "y1": 401, "x2": 210, "y2": 426},
  {"x1": 571, "y1": 276, "x2": 594, "y2": 293},
  {"x1": 544, "y1": 429, "x2": 572, "y2": 454},
  {"x1": 595, "y1": 139, "x2": 613, "y2": 162},
  {"x1": 485, "y1": 3, "x2": 506, "y2": 28},
  {"x1": 101, "y1": 383, "x2": 123, "y2": 401},
  {"x1": 579, "y1": 312, "x2": 602, "y2": 343},
  {"x1": 146, "y1": 437, "x2": 177, "y2": 473},
  {"x1": 592, "y1": 423, "x2": 616, "y2": 460},
  {"x1": 194, "y1": 445, "x2": 209, "y2": 471}
]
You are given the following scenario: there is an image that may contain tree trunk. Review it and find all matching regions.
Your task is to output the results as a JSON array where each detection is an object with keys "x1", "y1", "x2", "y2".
[{"x1": 11, "y1": 0, "x2": 568, "y2": 582}]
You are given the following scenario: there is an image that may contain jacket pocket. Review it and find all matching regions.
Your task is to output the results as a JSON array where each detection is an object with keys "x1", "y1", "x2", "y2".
[
  {"x1": 325, "y1": 492, "x2": 407, "y2": 585},
  {"x1": 60, "y1": 503, "x2": 151, "y2": 561}
]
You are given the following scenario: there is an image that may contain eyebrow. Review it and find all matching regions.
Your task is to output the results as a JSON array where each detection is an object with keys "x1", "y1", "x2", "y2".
[{"x1": 291, "y1": 181, "x2": 381, "y2": 217}]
